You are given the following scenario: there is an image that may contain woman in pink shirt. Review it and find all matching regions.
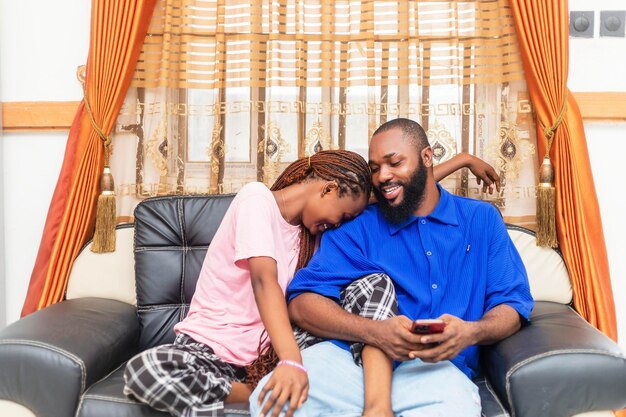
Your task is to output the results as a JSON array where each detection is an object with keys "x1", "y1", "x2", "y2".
[
  {"x1": 123, "y1": 150, "x2": 372, "y2": 417},
  {"x1": 123, "y1": 149, "x2": 500, "y2": 417}
]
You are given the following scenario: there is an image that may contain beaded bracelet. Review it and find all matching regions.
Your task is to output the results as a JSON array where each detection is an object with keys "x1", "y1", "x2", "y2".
[{"x1": 277, "y1": 360, "x2": 308, "y2": 374}]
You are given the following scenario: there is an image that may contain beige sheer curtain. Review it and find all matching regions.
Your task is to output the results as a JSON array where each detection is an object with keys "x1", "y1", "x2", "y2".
[{"x1": 110, "y1": 0, "x2": 537, "y2": 228}]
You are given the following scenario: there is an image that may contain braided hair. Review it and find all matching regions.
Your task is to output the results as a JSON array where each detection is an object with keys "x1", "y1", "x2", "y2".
[{"x1": 244, "y1": 149, "x2": 372, "y2": 388}]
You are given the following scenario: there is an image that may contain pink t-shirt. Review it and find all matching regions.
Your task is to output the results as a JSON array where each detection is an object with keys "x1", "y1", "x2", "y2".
[{"x1": 174, "y1": 182, "x2": 301, "y2": 366}]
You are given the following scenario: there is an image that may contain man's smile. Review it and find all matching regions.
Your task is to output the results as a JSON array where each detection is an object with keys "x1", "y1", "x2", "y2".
[{"x1": 380, "y1": 183, "x2": 403, "y2": 201}]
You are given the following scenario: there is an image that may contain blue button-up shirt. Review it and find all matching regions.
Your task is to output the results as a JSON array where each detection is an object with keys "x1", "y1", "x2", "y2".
[{"x1": 287, "y1": 184, "x2": 533, "y2": 379}]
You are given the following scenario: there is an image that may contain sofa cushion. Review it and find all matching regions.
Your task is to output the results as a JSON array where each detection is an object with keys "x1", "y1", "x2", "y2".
[
  {"x1": 75, "y1": 363, "x2": 511, "y2": 417},
  {"x1": 66, "y1": 225, "x2": 137, "y2": 305},
  {"x1": 76, "y1": 363, "x2": 250, "y2": 417},
  {"x1": 134, "y1": 195, "x2": 235, "y2": 350},
  {"x1": 483, "y1": 301, "x2": 626, "y2": 417},
  {"x1": 506, "y1": 225, "x2": 572, "y2": 304},
  {"x1": 474, "y1": 375, "x2": 510, "y2": 417}
]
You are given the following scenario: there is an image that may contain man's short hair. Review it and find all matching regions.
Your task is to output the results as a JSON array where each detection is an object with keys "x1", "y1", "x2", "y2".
[{"x1": 372, "y1": 118, "x2": 430, "y2": 152}]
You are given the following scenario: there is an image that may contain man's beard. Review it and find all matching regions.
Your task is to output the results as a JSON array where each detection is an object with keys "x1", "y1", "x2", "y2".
[{"x1": 373, "y1": 161, "x2": 428, "y2": 225}]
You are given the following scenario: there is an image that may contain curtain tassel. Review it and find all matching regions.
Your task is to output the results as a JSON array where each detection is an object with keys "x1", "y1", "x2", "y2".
[
  {"x1": 78, "y1": 65, "x2": 117, "y2": 253},
  {"x1": 536, "y1": 90, "x2": 568, "y2": 248},
  {"x1": 91, "y1": 166, "x2": 116, "y2": 253},
  {"x1": 536, "y1": 156, "x2": 557, "y2": 248}
]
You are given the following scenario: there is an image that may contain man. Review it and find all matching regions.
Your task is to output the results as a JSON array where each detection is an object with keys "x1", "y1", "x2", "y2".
[{"x1": 251, "y1": 118, "x2": 533, "y2": 416}]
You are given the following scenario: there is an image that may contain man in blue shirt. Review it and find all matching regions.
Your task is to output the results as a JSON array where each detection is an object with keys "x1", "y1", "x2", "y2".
[{"x1": 251, "y1": 118, "x2": 533, "y2": 417}]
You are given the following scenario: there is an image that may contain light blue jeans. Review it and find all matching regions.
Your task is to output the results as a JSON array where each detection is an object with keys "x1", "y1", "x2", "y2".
[{"x1": 250, "y1": 341, "x2": 481, "y2": 417}]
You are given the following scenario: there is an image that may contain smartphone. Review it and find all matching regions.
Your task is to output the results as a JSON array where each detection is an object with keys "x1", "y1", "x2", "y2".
[{"x1": 410, "y1": 319, "x2": 446, "y2": 334}]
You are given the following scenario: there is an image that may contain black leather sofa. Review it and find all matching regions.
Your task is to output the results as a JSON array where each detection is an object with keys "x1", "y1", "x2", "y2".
[{"x1": 1, "y1": 194, "x2": 625, "y2": 417}]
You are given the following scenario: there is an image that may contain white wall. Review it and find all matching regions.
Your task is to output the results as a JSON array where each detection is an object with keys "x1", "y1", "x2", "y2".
[
  {"x1": 569, "y1": 0, "x2": 626, "y2": 92},
  {"x1": 0, "y1": 1, "x2": 625, "y2": 350},
  {"x1": 0, "y1": 90, "x2": 5, "y2": 328},
  {"x1": 568, "y1": 0, "x2": 626, "y2": 351},
  {"x1": 584, "y1": 124, "x2": 626, "y2": 344},
  {"x1": 0, "y1": 0, "x2": 90, "y2": 325}
]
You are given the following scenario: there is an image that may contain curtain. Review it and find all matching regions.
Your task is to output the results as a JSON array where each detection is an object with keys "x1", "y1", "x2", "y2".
[
  {"x1": 510, "y1": 1, "x2": 618, "y2": 341},
  {"x1": 21, "y1": 0, "x2": 157, "y2": 315},
  {"x1": 510, "y1": 11, "x2": 624, "y2": 414},
  {"x1": 111, "y1": 0, "x2": 539, "y2": 232}
]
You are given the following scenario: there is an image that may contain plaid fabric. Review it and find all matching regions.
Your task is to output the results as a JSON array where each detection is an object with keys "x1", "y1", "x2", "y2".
[
  {"x1": 294, "y1": 273, "x2": 398, "y2": 365},
  {"x1": 123, "y1": 334, "x2": 246, "y2": 417}
]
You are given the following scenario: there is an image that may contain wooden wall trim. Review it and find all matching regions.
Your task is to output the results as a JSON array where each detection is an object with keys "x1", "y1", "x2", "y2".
[
  {"x1": 573, "y1": 92, "x2": 626, "y2": 121},
  {"x1": 2, "y1": 101, "x2": 80, "y2": 132},
  {"x1": 1, "y1": 92, "x2": 625, "y2": 132}
]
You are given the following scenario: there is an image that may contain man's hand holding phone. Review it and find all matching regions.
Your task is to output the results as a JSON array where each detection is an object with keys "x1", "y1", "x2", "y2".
[
  {"x1": 407, "y1": 314, "x2": 479, "y2": 363},
  {"x1": 367, "y1": 316, "x2": 439, "y2": 361},
  {"x1": 410, "y1": 319, "x2": 446, "y2": 334}
]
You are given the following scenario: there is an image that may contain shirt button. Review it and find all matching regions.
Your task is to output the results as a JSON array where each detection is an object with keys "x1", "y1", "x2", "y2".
[
  {"x1": 421, "y1": 219, "x2": 426, "y2": 225},
  {"x1": 432, "y1": 284, "x2": 438, "y2": 289},
  {"x1": 426, "y1": 251, "x2": 432, "y2": 256}
]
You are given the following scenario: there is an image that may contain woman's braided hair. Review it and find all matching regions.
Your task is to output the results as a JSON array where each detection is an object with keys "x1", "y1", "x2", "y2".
[{"x1": 244, "y1": 149, "x2": 372, "y2": 388}]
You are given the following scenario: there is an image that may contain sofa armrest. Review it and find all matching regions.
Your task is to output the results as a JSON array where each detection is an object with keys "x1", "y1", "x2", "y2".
[
  {"x1": 483, "y1": 301, "x2": 626, "y2": 417},
  {"x1": 0, "y1": 298, "x2": 139, "y2": 417}
]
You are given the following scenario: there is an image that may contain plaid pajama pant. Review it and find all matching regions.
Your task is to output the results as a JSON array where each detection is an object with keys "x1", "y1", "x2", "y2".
[
  {"x1": 123, "y1": 273, "x2": 397, "y2": 417},
  {"x1": 123, "y1": 333, "x2": 246, "y2": 417},
  {"x1": 295, "y1": 272, "x2": 399, "y2": 365}
]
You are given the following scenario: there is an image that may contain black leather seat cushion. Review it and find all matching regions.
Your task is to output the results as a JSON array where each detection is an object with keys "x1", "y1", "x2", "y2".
[
  {"x1": 74, "y1": 362, "x2": 512, "y2": 417},
  {"x1": 77, "y1": 363, "x2": 250, "y2": 417},
  {"x1": 475, "y1": 376, "x2": 510, "y2": 417}
]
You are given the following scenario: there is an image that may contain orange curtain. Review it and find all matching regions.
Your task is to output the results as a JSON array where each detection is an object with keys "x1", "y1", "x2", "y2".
[
  {"x1": 510, "y1": 2, "x2": 617, "y2": 337},
  {"x1": 21, "y1": 0, "x2": 157, "y2": 315},
  {"x1": 512, "y1": 5, "x2": 622, "y2": 414}
]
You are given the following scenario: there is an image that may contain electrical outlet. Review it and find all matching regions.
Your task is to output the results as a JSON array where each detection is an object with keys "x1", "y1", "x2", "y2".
[
  {"x1": 570, "y1": 11, "x2": 594, "y2": 38},
  {"x1": 600, "y1": 11, "x2": 625, "y2": 37}
]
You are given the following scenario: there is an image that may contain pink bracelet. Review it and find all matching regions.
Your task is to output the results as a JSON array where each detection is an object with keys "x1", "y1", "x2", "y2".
[{"x1": 277, "y1": 360, "x2": 307, "y2": 374}]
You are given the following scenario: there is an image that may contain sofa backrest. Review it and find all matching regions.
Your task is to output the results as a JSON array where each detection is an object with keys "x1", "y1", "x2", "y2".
[
  {"x1": 66, "y1": 195, "x2": 573, "y2": 351},
  {"x1": 133, "y1": 194, "x2": 235, "y2": 350},
  {"x1": 66, "y1": 224, "x2": 137, "y2": 305},
  {"x1": 506, "y1": 225, "x2": 572, "y2": 305}
]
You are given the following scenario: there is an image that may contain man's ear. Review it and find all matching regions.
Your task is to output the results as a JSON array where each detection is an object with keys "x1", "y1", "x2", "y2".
[
  {"x1": 421, "y1": 146, "x2": 434, "y2": 168},
  {"x1": 321, "y1": 181, "x2": 339, "y2": 197}
]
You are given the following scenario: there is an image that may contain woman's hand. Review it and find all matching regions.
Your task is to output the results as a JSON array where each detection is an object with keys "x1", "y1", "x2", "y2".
[
  {"x1": 461, "y1": 152, "x2": 501, "y2": 194},
  {"x1": 433, "y1": 152, "x2": 501, "y2": 195},
  {"x1": 257, "y1": 363, "x2": 309, "y2": 417}
]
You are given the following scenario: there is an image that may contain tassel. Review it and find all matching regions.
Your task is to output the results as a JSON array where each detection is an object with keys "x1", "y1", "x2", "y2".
[
  {"x1": 535, "y1": 91, "x2": 568, "y2": 249},
  {"x1": 78, "y1": 65, "x2": 117, "y2": 253},
  {"x1": 91, "y1": 167, "x2": 116, "y2": 253},
  {"x1": 536, "y1": 156, "x2": 557, "y2": 248}
]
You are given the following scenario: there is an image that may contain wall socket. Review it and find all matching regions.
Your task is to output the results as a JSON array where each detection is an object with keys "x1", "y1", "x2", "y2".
[
  {"x1": 600, "y1": 11, "x2": 625, "y2": 37},
  {"x1": 570, "y1": 10, "x2": 626, "y2": 38},
  {"x1": 570, "y1": 11, "x2": 594, "y2": 38}
]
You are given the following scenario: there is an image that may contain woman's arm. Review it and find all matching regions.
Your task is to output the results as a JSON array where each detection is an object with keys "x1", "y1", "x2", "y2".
[
  {"x1": 250, "y1": 256, "x2": 302, "y2": 363},
  {"x1": 433, "y1": 152, "x2": 501, "y2": 194},
  {"x1": 249, "y1": 256, "x2": 308, "y2": 417}
]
